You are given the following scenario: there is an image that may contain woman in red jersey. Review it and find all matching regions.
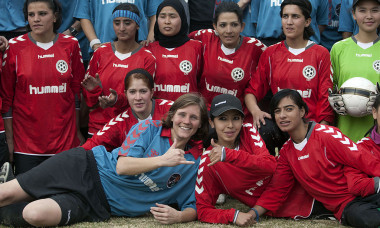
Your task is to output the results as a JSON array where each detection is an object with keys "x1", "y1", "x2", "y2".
[
  {"x1": 81, "y1": 3, "x2": 156, "y2": 138},
  {"x1": 82, "y1": 68, "x2": 172, "y2": 151},
  {"x1": 245, "y1": 0, "x2": 333, "y2": 129},
  {"x1": 250, "y1": 89, "x2": 380, "y2": 227},
  {"x1": 0, "y1": 0, "x2": 84, "y2": 175},
  {"x1": 146, "y1": 0, "x2": 202, "y2": 101},
  {"x1": 195, "y1": 94, "x2": 276, "y2": 226}
]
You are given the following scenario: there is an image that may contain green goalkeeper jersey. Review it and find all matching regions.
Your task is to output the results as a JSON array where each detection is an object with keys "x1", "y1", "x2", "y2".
[{"x1": 331, "y1": 37, "x2": 380, "y2": 142}]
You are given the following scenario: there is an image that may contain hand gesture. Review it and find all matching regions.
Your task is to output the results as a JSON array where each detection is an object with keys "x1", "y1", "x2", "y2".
[
  {"x1": 208, "y1": 139, "x2": 223, "y2": 166},
  {"x1": 150, "y1": 203, "x2": 180, "y2": 224},
  {"x1": 99, "y1": 88, "x2": 117, "y2": 109},
  {"x1": 160, "y1": 139, "x2": 195, "y2": 167},
  {"x1": 81, "y1": 73, "x2": 101, "y2": 91},
  {"x1": 328, "y1": 86, "x2": 347, "y2": 115},
  {"x1": 0, "y1": 36, "x2": 8, "y2": 52},
  {"x1": 235, "y1": 212, "x2": 257, "y2": 226},
  {"x1": 251, "y1": 109, "x2": 271, "y2": 129}
]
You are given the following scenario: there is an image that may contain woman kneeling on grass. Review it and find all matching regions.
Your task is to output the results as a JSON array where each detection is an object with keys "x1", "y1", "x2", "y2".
[
  {"x1": 195, "y1": 94, "x2": 277, "y2": 226},
  {"x1": 0, "y1": 93, "x2": 208, "y2": 227},
  {"x1": 250, "y1": 89, "x2": 380, "y2": 227}
]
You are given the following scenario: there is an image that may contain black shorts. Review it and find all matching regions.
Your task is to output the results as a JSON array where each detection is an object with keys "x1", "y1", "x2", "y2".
[
  {"x1": 17, "y1": 147, "x2": 110, "y2": 224},
  {"x1": 342, "y1": 193, "x2": 380, "y2": 227}
]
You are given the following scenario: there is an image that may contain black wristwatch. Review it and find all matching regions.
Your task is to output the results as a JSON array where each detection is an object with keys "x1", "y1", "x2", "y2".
[{"x1": 69, "y1": 26, "x2": 79, "y2": 37}]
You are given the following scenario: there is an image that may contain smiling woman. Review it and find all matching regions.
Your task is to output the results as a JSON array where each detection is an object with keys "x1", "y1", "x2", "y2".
[{"x1": 81, "y1": 3, "x2": 156, "y2": 137}]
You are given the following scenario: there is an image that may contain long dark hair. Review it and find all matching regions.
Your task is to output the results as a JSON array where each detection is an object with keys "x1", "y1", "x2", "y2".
[
  {"x1": 270, "y1": 89, "x2": 309, "y2": 123},
  {"x1": 280, "y1": 0, "x2": 315, "y2": 40},
  {"x1": 23, "y1": 0, "x2": 62, "y2": 33}
]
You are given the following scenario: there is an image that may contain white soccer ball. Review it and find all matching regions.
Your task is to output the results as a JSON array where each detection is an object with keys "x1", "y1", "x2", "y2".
[{"x1": 340, "y1": 77, "x2": 376, "y2": 117}]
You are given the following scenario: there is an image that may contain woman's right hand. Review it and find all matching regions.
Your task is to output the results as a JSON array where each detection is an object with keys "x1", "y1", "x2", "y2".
[
  {"x1": 81, "y1": 73, "x2": 101, "y2": 91},
  {"x1": 98, "y1": 88, "x2": 117, "y2": 109},
  {"x1": 160, "y1": 139, "x2": 195, "y2": 167},
  {"x1": 251, "y1": 108, "x2": 271, "y2": 129}
]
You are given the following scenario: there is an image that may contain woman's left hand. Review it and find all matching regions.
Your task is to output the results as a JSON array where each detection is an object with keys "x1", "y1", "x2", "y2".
[
  {"x1": 150, "y1": 203, "x2": 180, "y2": 224},
  {"x1": 0, "y1": 36, "x2": 8, "y2": 52}
]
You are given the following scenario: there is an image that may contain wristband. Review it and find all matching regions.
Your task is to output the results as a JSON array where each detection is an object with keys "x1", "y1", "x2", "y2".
[
  {"x1": 233, "y1": 210, "x2": 240, "y2": 224},
  {"x1": 251, "y1": 208, "x2": 259, "y2": 222},
  {"x1": 69, "y1": 26, "x2": 78, "y2": 36},
  {"x1": 90, "y1": 39, "x2": 101, "y2": 49}
]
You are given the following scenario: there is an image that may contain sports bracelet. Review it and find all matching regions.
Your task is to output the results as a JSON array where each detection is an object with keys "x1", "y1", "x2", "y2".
[
  {"x1": 90, "y1": 39, "x2": 101, "y2": 49},
  {"x1": 251, "y1": 208, "x2": 259, "y2": 222}
]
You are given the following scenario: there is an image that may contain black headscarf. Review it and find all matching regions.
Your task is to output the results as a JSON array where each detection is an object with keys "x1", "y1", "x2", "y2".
[{"x1": 154, "y1": 0, "x2": 189, "y2": 48}]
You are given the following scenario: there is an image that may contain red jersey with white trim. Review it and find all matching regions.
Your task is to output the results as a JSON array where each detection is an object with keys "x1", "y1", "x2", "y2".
[
  {"x1": 246, "y1": 41, "x2": 334, "y2": 123},
  {"x1": 344, "y1": 137, "x2": 380, "y2": 197},
  {"x1": 146, "y1": 40, "x2": 201, "y2": 101},
  {"x1": 84, "y1": 42, "x2": 156, "y2": 134},
  {"x1": 189, "y1": 29, "x2": 266, "y2": 108},
  {"x1": 0, "y1": 33, "x2": 84, "y2": 155},
  {"x1": 195, "y1": 122, "x2": 276, "y2": 224},
  {"x1": 256, "y1": 122, "x2": 380, "y2": 220},
  {"x1": 82, "y1": 99, "x2": 172, "y2": 151}
]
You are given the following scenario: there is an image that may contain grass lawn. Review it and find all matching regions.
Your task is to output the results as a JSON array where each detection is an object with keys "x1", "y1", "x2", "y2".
[{"x1": 66, "y1": 198, "x2": 344, "y2": 228}]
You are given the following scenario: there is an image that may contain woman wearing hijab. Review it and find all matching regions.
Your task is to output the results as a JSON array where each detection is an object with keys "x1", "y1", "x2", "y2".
[{"x1": 146, "y1": 0, "x2": 202, "y2": 101}]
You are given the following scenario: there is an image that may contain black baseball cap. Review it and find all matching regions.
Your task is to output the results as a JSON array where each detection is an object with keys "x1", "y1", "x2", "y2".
[
  {"x1": 210, "y1": 94, "x2": 244, "y2": 117},
  {"x1": 353, "y1": 0, "x2": 380, "y2": 7}
]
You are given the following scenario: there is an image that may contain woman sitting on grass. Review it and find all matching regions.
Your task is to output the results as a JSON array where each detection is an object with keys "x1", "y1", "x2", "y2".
[
  {"x1": 0, "y1": 93, "x2": 208, "y2": 227},
  {"x1": 195, "y1": 94, "x2": 277, "y2": 226},
  {"x1": 251, "y1": 89, "x2": 380, "y2": 227}
]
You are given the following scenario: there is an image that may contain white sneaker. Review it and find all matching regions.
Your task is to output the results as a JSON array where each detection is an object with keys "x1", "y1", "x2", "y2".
[
  {"x1": 216, "y1": 194, "x2": 226, "y2": 205},
  {"x1": 0, "y1": 162, "x2": 14, "y2": 184}
]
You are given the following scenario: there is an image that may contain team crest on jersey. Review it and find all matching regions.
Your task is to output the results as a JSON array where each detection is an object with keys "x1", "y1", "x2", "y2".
[
  {"x1": 179, "y1": 60, "x2": 192, "y2": 74},
  {"x1": 167, "y1": 173, "x2": 181, "y2": 188},
  {"x1": 373, "y1": 60, "x2": 380, "y2": 73},
  {"x1": 231, "y1": 68, "x2": 244, "y2": 82},
  {"x1": 56, "y1": 60, "x2": 68, "y2": 73},
  {"x1": 302, "y1": 65, "x2": 316, "y2": 81}
]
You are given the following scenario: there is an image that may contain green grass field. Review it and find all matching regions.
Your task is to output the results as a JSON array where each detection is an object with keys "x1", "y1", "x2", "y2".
[{"x1": 66, "y1": 198, "x2": 344, "y2": 228}]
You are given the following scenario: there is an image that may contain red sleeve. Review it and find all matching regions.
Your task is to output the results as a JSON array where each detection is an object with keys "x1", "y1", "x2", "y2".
[
  {"x1": 244, "y1": 49, "x2": 271, "y2": 101},
  {"x1": 82, "y1": 49, "x2": 102, "y2": 107},
  {"x1": 344, "y1": 165, "x2": 375, "y2": 197},
  {"x1": 81, "y1": 110, "x2": 131, "y2": 151},
  {"x1": 315, "y1": 48, "x2": 333, "y2": 123},
  {"x1": 317, "y1": 125, "x2": 380, "y2": 178},
  {"x1": 196, "y1": 151, "x2": 236, "y2": 224},
  {"x1": 0, "y1": 44, "x2": 16, "y2": 114},
  {"x1": 224, "y1": 123, "x2": 276, "y2": 174},
  {"x1": 70, "y1": 39, "x2": 85, "y2": 103},
  {"x1": 256, "y1": 146, "x2": 295, "y2": 213}
]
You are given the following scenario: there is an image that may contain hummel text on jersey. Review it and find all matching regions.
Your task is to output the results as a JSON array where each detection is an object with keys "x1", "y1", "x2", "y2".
[
  {"x1": 217, "y1": 56, "x2": 233, "y2": 64},
  {"x1": 102, "y1": 0, "x2": 134, "y2": 4},
  {"x1": 298, "y1": 154, "x2": 309, "y2": 160},
  {"x1": 113, "y1": 63, "x2": 128, "y2": 68},
  {"x1": 278, "y1": 87, "x2": 311, "y2": 98},
  {"x1": 162, "y1": 54, "x2": 178, "y2": 58},
  {"x1": 356, "y1": 53, "x2": 372, "y2": 58},
  {"x1": 206, "y1": 80, "x2": 237, "y2": 96},
  {"x1": 271, "y1": 0, "x2": 284, "y2": 7},
  {"x1": 155, "y1": 83, "x2": 189, "y2": 93},
  {"x1": 287, "y1": 58, "x2": 303, "y2": 62},
  {"x1": 29, "y1": 83, "x2": 66, "y2": 94},
  {"x1": 38, "y1": 54, "x2": 54, "y2": 59},
  {"x1": 138, "y1": 173, "x2": 161, "y2": 191}
]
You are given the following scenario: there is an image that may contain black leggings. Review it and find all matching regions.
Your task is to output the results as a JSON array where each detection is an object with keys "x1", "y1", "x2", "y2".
[{"x1": 342, "y1": 193, "x2": 380, "y2": 228}]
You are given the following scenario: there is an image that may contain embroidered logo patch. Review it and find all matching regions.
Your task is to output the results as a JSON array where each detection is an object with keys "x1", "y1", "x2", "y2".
[
  {"x1": 373, "y1": 60, "x2": 380, "y2": 73},
  {"x1": 167, "y1": 173, "x2": 181, "y2": 188},
  {"x1": 231, "y1": 67, "x2": 244, "y2": 81},
  {"x1": 56, "y1": 60, "x2": 68, "y2": 73},
  {"x1": 180, "y1": 60, "x2": 192, "y2": 74},
  {"x1": 302, "y1": 65, "x2": 316, "y2": 80}
]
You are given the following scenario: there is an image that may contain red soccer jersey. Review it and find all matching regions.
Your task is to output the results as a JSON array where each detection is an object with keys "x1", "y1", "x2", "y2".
[
  {"x1": 344, "y1": 136, "x2": 380, "y2": 197},
  {"x1": 189, "y1": 29, "x2": 266, "y2": 109},
  {"x1": 0, "y1": 33, "x2": 84, "y2": 155},
  {"x1": 195, "y1": 121, "x2": 276, "y2": 224},
  {"x1": 146, "y1": 40, "x2": 202, "y2": 101},
  {"x1": 83, "y1": 42, "x2": 156, "y2": 134},
  {"x1": 256, "y1": 122, "x2": 380, "y2": 220},
  {"x1": 82, "y1": 99, "x2": 172, "y2": 151},
  {"x1": 246, "y1": 41, "x2": 334, "y2": 123}
]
